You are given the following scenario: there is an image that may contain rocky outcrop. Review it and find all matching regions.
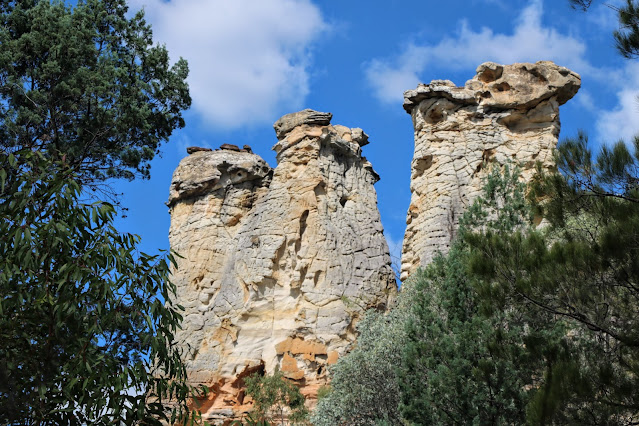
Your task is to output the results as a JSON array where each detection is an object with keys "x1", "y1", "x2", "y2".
[
  {"x1": 168, "y1": 110, "x2": 397, "y2": 423},
  {"x1": 400, "y1": 61, "x2": 581, "y2": 281}
]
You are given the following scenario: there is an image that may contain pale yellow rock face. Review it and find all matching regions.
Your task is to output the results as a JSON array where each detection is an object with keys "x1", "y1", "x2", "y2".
[
  {"x1": 400, "y1": 61, "x2": 581, "y2": 281},
  {"x1": 168, "y1": 110, "x2": 396, "y2": 423}
]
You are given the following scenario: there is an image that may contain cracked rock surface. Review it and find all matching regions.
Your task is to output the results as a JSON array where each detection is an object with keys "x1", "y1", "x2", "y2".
[
  {"x1": 400, "y1": 61, "x2": 581, "y2": 281},
  {"x1": 168, "y1": 110, "x2": 396, "y2": 423}
]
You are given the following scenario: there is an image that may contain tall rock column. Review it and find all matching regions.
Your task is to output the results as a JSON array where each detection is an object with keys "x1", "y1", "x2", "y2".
[
  {"x1": 400, "y1": 61, "x2": 581, "y2": 281},
  {"x1": 168, "y1": 110, "x2": 397, "y2": 423}
]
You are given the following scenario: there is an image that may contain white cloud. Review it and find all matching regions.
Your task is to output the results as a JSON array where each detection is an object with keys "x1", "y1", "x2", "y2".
[
  {"x1": 574, "y1": 89, "x2": 597, "y2": 113},
  {"x1": 366, "y1": 45, "x2": 427, "y2": 105},
  {"x1": 595, "y1": 62, "x2": 639, "y2": 144},
  {"x1": 130, "y1": 0, "x2": 328, "y2": 128},
  {"x1": 364, "y1": 0, "x2": 639, "y2": 152},
  {"x1": 365, "y1": 0, "x2": 590, "y2": 103}
]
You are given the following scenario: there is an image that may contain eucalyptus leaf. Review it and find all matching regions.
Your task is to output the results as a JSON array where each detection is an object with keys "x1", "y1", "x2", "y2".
[{"x1": 0, "y1": 150, "x2": 201, "y2": 423}]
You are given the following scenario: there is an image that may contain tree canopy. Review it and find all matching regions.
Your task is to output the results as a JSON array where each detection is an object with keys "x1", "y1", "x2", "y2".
[
  {"x1": 0, "y1": 0, "x2": 197, "y2": 423},
  {"x1": 464, "y1": 137, "x2": 639, "y2": 423},
  {"x1": 0, "y1": 151, "x2": 198, "y2": 424},
  {"x1": 244, "y1": 368, "x2": 308, "y2": 426},
  {"x1": 314, "y1": 145, "x2": 639, "y2": 424},
  {"x1": 311, "y1": 307, "x2": 407, "y2": 426},
  {"x1": 0, "y1": 0, "x2": 191, "y2": 184}
]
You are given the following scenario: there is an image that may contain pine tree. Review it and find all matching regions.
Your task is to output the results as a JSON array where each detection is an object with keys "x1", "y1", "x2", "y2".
[
  {"x1": 0, "y1": 0, "x2": 191, "y2": 184},
  {"x1": 398, "y1": 166, "x2": 567, "y2": 426},
  {"x1": 569, "y1": 0, "x2": 639, "y2": 58},
  {"x1": 465, "y1": 138, "x2": 639, "y2": 423}
]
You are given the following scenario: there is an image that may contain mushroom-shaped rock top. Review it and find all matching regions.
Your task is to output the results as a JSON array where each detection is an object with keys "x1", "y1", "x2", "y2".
[{"x1": 403, "y1": 61, "x2": 581, "y2": 113}]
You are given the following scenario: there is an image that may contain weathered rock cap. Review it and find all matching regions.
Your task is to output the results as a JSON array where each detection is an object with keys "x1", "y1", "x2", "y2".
[
  {"x1": 186, "y1": 146, "x2": 213, "y2": 154},
  {"x1": 168, "y1": 149, "x2": 271, "y2": 206},
  {"x1": 220, "y1": 143, "x2": 241, "y2": 152},
  {"x1": 403, "y1": 61, "x2": 581, "y2": 113},
  {"x1": 273, "y1": 109, "x2": 333, "y2": 140},
  {"x1": 272, "y1": 117, "x2": 371, "y2": 160}
]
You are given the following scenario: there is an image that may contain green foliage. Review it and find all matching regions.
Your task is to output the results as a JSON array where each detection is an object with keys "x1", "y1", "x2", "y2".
[
  {"x1": 0, "y1": 0, "x2": 191, "y2": 183},
  {"x1": 311, "y1": 166, "x2": 541, "y2": 425},
  {"x1": 0, "y1": 1, "x2": 195, "y2": 422},
  {"x1": 398, "y1": 165, "x2": 551, "y2": 426},
  {"x1": 311, "y1": 306, "x2": 408, "y2": 426},
  {"x1": 616, "y1": 0, "x2": 639, "y2": 58},
  {"x1": 231, "y1": 412, "x2": 271, "y2": 426},
  {"x1": 0, "y1": 150, "x2": 199, "y2": 424},
  {"x1": 399, "y1": 252, "x2": 528, "y2": 425},
  {"x1": 465, "y1": 140, "x2": 639, "y2": 423},
  {"x1": 244, "y1": 368, "x2": 308, "y2": 426},
  {"x1": 311, "y1": 155, "x2": 639, "y2": 424},
  {"x1": 313, "y1": 165, "x2": 606, "y2": 425},
  {"x1": 316, "y1": 385, "x2": 331, "y2": 401}
]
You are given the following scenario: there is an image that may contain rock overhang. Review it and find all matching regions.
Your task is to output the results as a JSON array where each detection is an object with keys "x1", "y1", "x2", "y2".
[{"x1": 403, "y1": 61, "x2": 581, "y2": 114}]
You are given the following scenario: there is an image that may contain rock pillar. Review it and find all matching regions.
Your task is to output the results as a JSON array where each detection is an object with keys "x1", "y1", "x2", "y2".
[
  {"x1": 168, "y1": 110, "x2": 397, "y2": 423},
  {"x1": 400, "y1": 61, "x2": 581, "y2": 281}
]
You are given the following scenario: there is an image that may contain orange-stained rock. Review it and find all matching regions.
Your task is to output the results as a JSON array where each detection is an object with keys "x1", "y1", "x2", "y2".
[
  {"x1": 275, "y1": 337, "x2": 328, "y2": 357},
  {"x1": 281, "y1": 353, "x2": 305, "y2": 380}
]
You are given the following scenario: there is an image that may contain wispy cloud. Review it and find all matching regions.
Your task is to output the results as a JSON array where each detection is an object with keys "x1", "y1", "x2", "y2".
[
  {"x1": 595, "y1": 62, "x2": 639, "y2": 144},
  {"x1": 363, "y1": 0, "x2": 639, "y2": 145},
  {"x1": 129, "y1": 0, "x2": 328, "y2": 129},
  {"x1": 364, "y1": 0, "x2": 590, "y2": 104}
]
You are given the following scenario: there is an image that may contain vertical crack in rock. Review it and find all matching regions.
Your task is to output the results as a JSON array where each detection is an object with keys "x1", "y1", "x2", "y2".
[
  {"x1": 400, "y1": 61, "x2": 581, "y2": 282},
  {"x1": 168, "y1": 111, "x2": 397, "y2": 423}
]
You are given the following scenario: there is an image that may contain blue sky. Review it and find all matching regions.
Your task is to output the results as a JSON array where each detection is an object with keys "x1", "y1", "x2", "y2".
[{"x1": 113, "y1": 0, "x2": 639, "y2": 267}]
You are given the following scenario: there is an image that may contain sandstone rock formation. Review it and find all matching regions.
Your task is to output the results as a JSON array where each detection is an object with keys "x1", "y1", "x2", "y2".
[
  {"x1": 400, "y1": 61, "x2": 581, "y2": 281},
  {"x1": 168, "y1": 109, "x2": 397, "y2": 423}
]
